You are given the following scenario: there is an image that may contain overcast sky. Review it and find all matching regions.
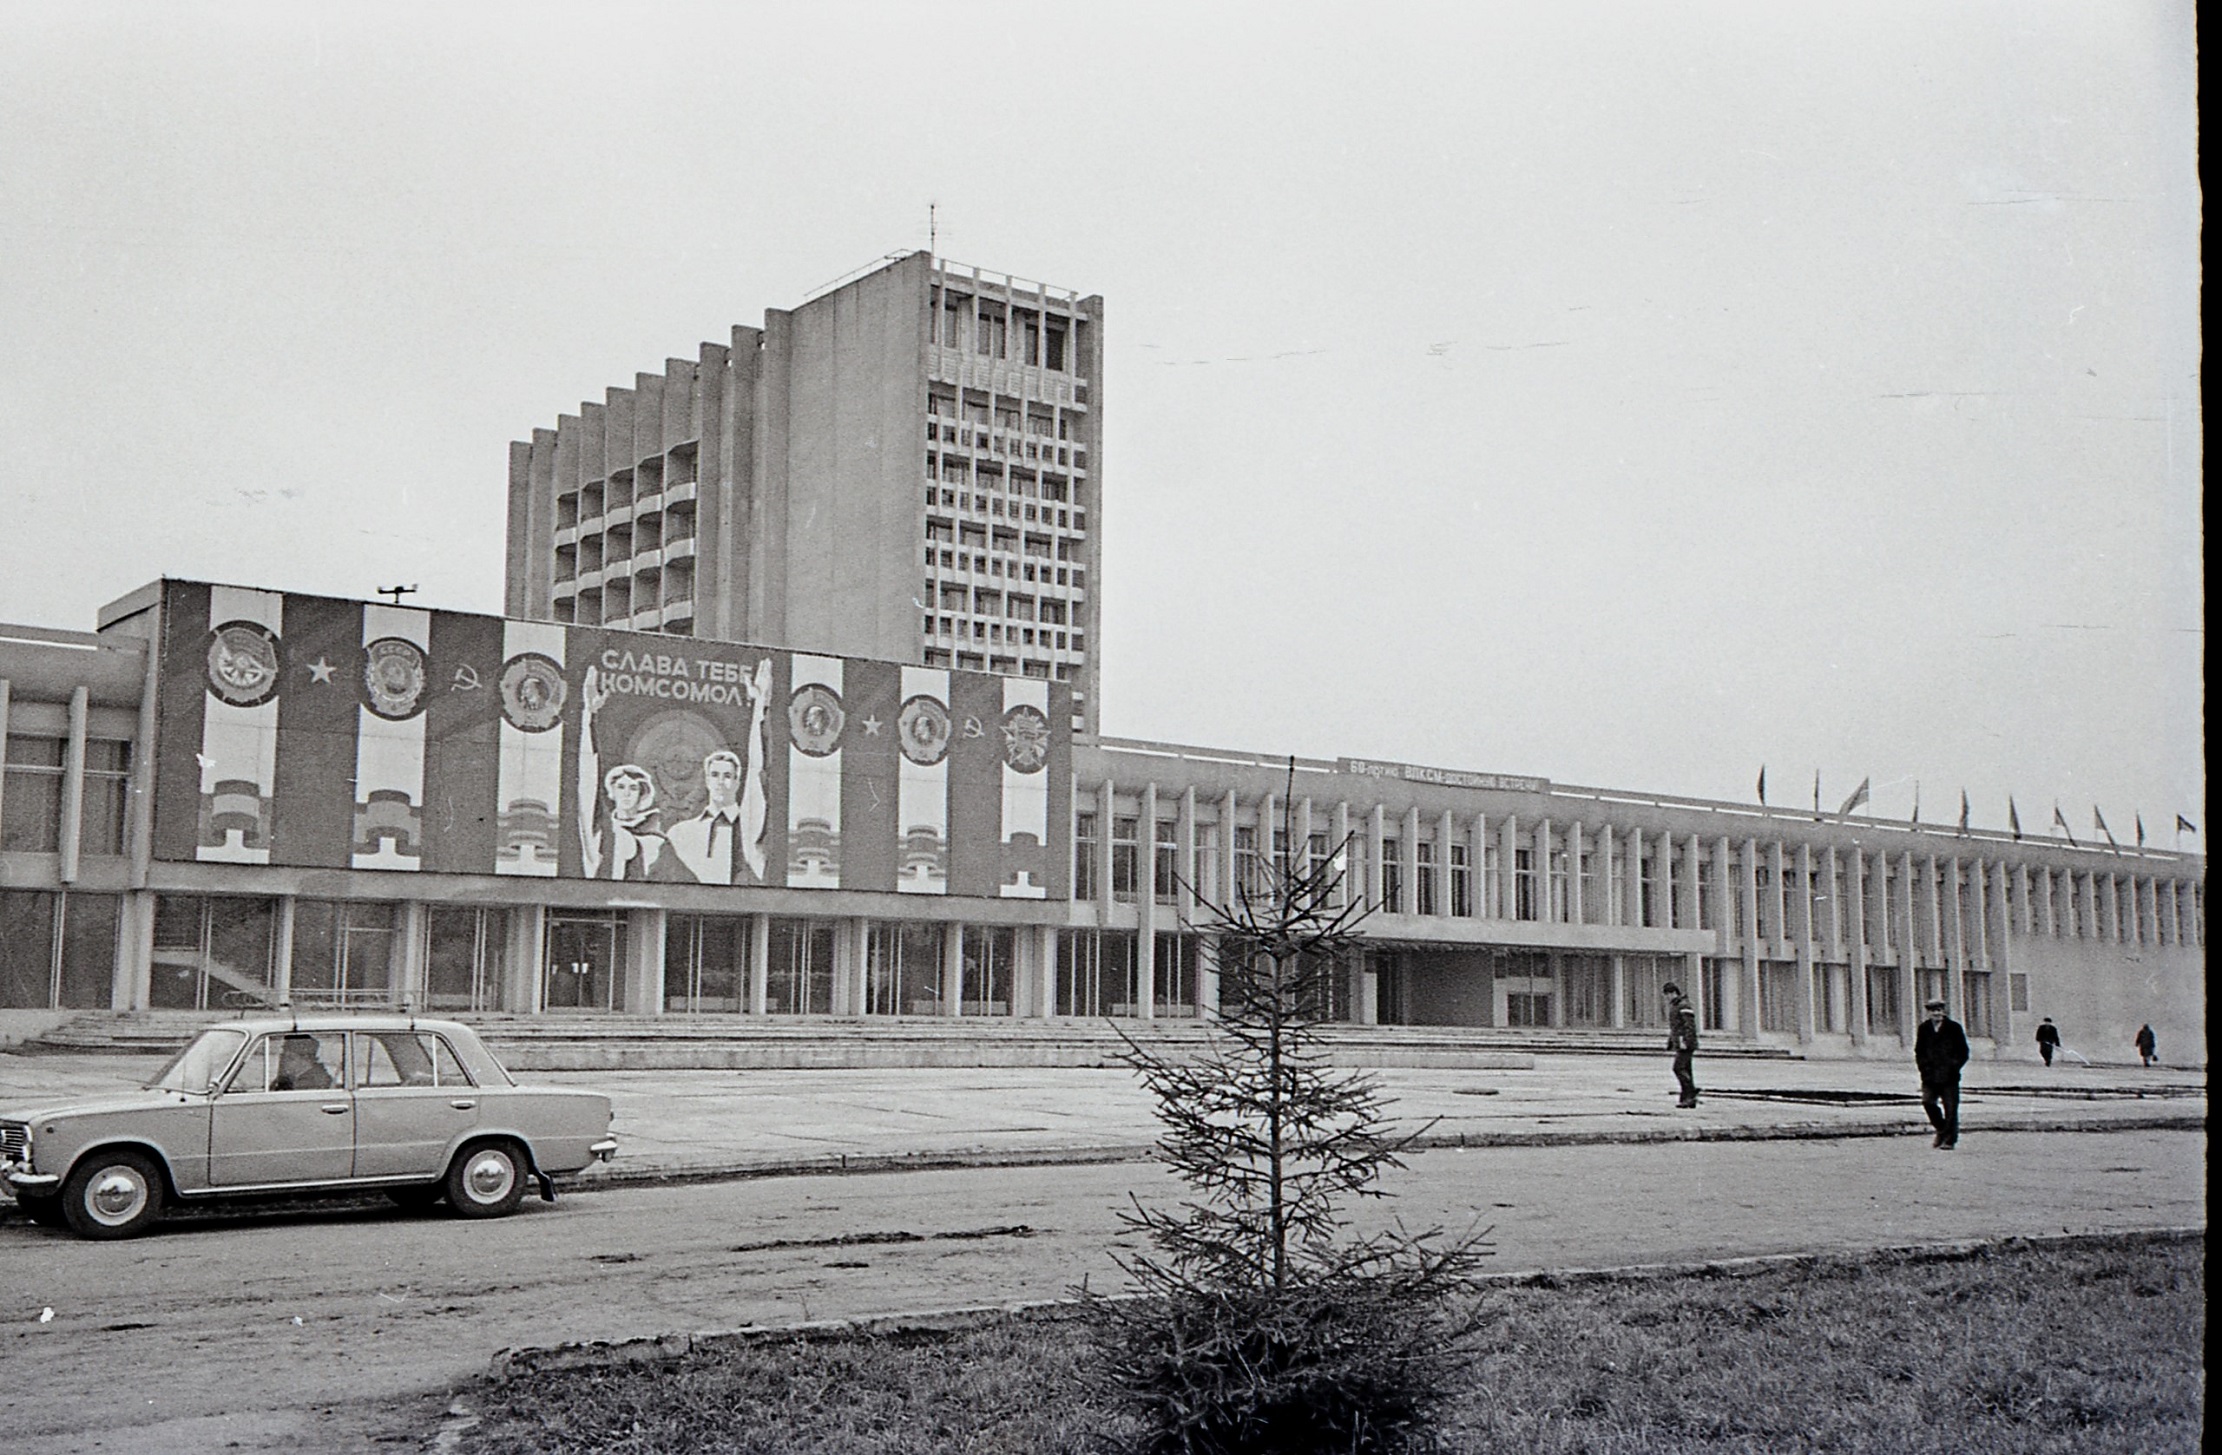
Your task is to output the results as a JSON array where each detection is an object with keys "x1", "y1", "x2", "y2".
[{"x1": 0, "y1": 1, "x2": 2201, "y2": 845}]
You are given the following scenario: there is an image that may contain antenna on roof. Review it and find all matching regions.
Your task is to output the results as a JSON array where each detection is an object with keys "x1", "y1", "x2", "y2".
[
  {"x1": 376, "y1": 583, "x2": 418, "y2": 607},
  {"x1": 928, "y1": 201, "x2": 937, "y2": 256}
]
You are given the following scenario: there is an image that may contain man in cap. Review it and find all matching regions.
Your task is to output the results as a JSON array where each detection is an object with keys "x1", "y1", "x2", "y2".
[
  {"x1": 1914, "y1": 997, "x2": 1971, "y2": 1147},
  {"x1": 1663, "y1": 981, "x2": 1700, "y2": 1108},
  {"x1": 2034, "y1": 1016, "x2": 2060, "y2": 1067}
]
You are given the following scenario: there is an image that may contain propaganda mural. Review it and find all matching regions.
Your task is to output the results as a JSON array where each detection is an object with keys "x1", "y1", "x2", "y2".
[{"x1": 153, "y1": 582, "x2": 1071, "y2": 899}]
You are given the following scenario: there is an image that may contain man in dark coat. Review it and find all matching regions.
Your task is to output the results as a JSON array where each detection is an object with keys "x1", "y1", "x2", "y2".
[
  {"x1": 2035, "y1": 1017, "x2": 2060, "y2": 1067},
  {"x1": 1663, "y1": 981, "x2": 1700, "y2": 1108},
  {"x1": 2134, "y1": 1024, "x2": 2158, "y2": 1066},
  {"x1": 1914, "y1": 997, "x2": 1971, "y2": 1148}
]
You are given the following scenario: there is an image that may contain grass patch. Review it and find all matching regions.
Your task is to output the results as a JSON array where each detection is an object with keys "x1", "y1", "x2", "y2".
[{"x1": 456, "y1": 1234, "x2": 2203, "y2": 1454}]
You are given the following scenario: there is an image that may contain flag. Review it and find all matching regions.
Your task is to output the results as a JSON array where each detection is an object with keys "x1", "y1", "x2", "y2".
[
  {"x1": 2178, "y1": 813, "x2": 2199, "y2": 834},
  {"x1": 1837, "y1": 777, "x2": 1871, "y2": 816},
  {"x1": 2008, "y1": 797, "x2": 2022, "y2": 840},
  {"x1": 1812, "y1": 770, "x2": 1822, "y2": 818},
  {"x1": 1910, "y1": 781, "x2": 1920, "y2": 823},
  {"x1": 1756, "y1": 765, "x2": 1766, "y2": 805},
  {"x1": 2093, "y1": 806, "x2": 2117, "y2": 850},
  {"x1": 1957, "y1": 789, "x2": 1971, "y2": 835},
  {"x1": 2052, "y1": 803, "x2": 2076, "y2": 847},
  {"x1": 2135, "y1": 813, "x2": 2146, "y2": 849}
]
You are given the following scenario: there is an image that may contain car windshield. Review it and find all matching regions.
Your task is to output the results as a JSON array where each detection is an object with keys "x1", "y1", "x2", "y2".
[{"x1": 144, "y1": 1029, "x2": 250, "y2": 1094}]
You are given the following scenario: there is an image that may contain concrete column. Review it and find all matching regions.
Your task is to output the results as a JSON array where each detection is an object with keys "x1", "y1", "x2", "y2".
[
  {"x1": 1626, "y1": 827, "x2": 1645, "y2": 929},
  {"x1": 1892, "y1": 854, "x2": 1917, "y2": 1040},
  {"x1": 1355, "y1": 955, "x2": 1378, "y2": 1025},
  {"x1": 58, "y1": 685, "x2": 89, "y2": 884},
  {"x1": 2037, "y1": 867, "x2": 2056, "y2": 938},
  {"x1": 1499, "y1": 815, "x2": 1519, "y2": 921},
  {"x1": 1436, "y1": 808, "x2": 1455, "y2": 918},
  {"x1": 942, "y1": 921, "x2": 964, "y2": 1016},
  {"x1": 1968, "y1": 858, "x2": 1991, "y2": 969},
  {"x1": 1597, "y1": 824, "x2": 1617, "y2": 925},
  {"x1": 1738, "y1": 839, "x2": 1761, "y2": 1035},
  {"x1": 846, "y1": 915, "x2": 871, "y2": 1017},
  {"x1": 1219, "y1": 790, "x2": 1239, "y2": 909},
  {"x1": 1196, "y1": 932, "x2": 1220, "y2": 1021},
  {"x1": 1368, "y1": 804, "x2": 1387, "y2": 911},
  {"x1": 1332, "y1": 801, "x2": 1353, "y2": 905},
  {"x1": 397, "y1": 901, "x2": 429, "y2": 1010},
  {"x1": 1402, "y1": 805, "x2": 1422, "y2": 914},
  {"x1": 1766, "y1": 841, "x2": 1787, "y2": 956},
  {"x1": 1793, "y1": 843, "x2": 1816, "y2": 1042},
  {"x1": 1137, "y1": 782, "x2": 1158, "y2": 1018},
  {"x1": 272, "y1": 896, "x2": 296, "y2": 1003},
  {"x1": 1681, "y1": 834, "x2": 1703, "y2": 932},
  {"x1": 1260, "y1": 790, "x2": 1280, "y2": 889},
  {"x1": 1567, "y1": 821, "x2": 1586, "y2": 925},
  {"x1": 1473, "y1": 814, "x2": 1490, "y2": 916},
  {"x1": 1608, "y1": 954, "x2": 1626, "y2": 1028},
  {"x1": 748, "y1": 912, "x2": 771, "y2": 1015},
  {"x1": 1178, "y1": 787, "x2": 1198, "y2": 915},
  {"x1": 625, "y1": 909, "x2": 666, "y2": 1016},
  {"x1": 1532, "y1": 817, "x2": 1552, "y2": 923},
  {"x1": 2157, "y1": 879, "x2": 2176, "y2": 946},
  {"x1": 505, "y1": 904, "x2": 545, "y2": 1014},
  {"x1": 1035, "y1": 923, "x2": 1058, "y2": 1019},
  {"x1": 1294, "y1": 797, "x2": 1314, "y2": 890},
  {"x1": 1096, "y1": 780, "x2": 1117, "y2": 907},
  {"x1": 1942, "y1": 858, "x2": 1966, "y2": 1020},
  {"x1": 1846, "y1": 850, "x2": 1870, "y2": 1044}
]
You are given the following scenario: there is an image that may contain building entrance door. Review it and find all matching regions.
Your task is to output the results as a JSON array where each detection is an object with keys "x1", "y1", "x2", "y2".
[{"x1": 544, "y1": 913, "x2": 623, "y2": 1011}]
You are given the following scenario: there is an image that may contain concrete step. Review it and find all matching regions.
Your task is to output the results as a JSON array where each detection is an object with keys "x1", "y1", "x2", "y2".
[{"x1": 15, "y1": 1010, "x2": 1797, "y2": 1070}]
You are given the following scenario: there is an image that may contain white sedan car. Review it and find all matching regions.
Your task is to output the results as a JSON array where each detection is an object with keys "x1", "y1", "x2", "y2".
[{"x1": 2, "y1": 1015, "x2": 616, "y2": 1239}]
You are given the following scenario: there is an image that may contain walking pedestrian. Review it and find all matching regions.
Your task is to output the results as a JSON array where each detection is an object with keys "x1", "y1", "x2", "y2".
[
  {"x1": 1663, "y1": 981, "x2": 1699, "y2": 1108},
  {"x1": 1914, "y1": 998, "x2": 1970, "y2": 1148},
  {"x1": 2035, "y1": 1017, "x2": 2060, "y2": 1067},
  {"x1": 2135, "y1": 1023, "x2": 2158, "y2": 1067}
]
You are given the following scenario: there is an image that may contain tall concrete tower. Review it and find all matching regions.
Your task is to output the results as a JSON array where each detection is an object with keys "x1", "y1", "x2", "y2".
[{"x1": 505, "y1": 251, "x2": 1104, "y2": 730}]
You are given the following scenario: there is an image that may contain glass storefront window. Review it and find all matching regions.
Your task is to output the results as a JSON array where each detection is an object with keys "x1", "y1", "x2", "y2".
[
  {"x1": 1057, "y1": 929, "x2": 1135, "y2": 1017},
  {"x1": 667, "y1": 914, "x2": 746, "y2": 1013},
  {"x1": 426, "y1": 906, "x2": 510, "y2": 1012},
  {"x1": 0, "y1": 890, "x2": 59, "y2": 1006},
  {"x1": 868, "y1": 921, "x2": 944, "y2": 1015},
  {"x1": 766, "y1": 918, "x2": 834, "y2": 1015},
  {"x1": 962, "y1": 926, "x2": 1015, "y2": 1016},
  {"x1": 545, "y1": 911, "x2": 625, "y2": 1011},
  {"x1": 150, "y1": 895, "x2": 276, "y2": 1011},
  {"x1": 1, "y1": 736, "x2": 64, "y2": 852},
  {"x1": 291, "y1": 900, "x2": 399, "y2": 1006}
]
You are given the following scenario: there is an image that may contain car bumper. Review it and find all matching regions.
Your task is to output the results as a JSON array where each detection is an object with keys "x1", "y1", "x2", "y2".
[{"x1": 2, "y1": 1168, "x2": 61, "y2": 1194}]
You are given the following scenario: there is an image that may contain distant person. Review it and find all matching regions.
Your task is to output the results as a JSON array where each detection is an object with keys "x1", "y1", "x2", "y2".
[
  {"x1": 2135, "y1": 1024, "x2": 2158, "y2": 1067},
  {"x1": 2035, "y1": 1017, "x2": 2060, "y2": 1067},
  {"x1": 1914, "y1": 998, "x2": 1970, "y2": 1149},
  {"x1": 1663, "y1": 981, "x2": 1699, "y2": 1108}
]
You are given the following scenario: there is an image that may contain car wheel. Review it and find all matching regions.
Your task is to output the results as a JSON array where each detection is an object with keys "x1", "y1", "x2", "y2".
[
  {"x1": 384, "y1": 1183, "x2": 446, "y2": 1212},
  {"x1": 16, "y1": 1193, "x2": 66, "y2": 1229},
  {"x1": 444, "y1": 1142, "x2": 526, "y2": 1219},
  {"x1": 61, "y1": 1151, "x2": 165, "y2": 1240}
]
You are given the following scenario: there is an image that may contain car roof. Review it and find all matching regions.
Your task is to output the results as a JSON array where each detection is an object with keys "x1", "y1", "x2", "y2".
[{"x1": 203, "y1": 1015, "x2": 479, "y2": 1037}]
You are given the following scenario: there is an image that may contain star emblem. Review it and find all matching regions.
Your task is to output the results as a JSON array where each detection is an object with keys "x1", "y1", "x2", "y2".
[
  {"x1": 861, "y1": 714, "x2": 884, "y2": 736},
  {"x1": 307, "y1": 657, "x2": 336, "y2": 684}
]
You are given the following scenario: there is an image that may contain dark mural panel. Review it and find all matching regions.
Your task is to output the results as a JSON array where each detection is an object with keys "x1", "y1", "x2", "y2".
[{"x1": 151, "y1": 582, "x2": 1069, "y2": 900}]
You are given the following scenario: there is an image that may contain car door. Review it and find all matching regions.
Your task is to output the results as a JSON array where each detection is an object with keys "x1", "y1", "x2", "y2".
[
  {"x1": 349, "y1": 1030, "x2": 483, "y2": 1180},
  {"x1": 207, "y1": 1031, "x2": 356, "y2": 1187}
]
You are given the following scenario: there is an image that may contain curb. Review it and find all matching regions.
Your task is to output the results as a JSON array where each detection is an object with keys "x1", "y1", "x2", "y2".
[
  {"x1": 567, "y1": 1110, "x2": 2208, "y2": 1191},
  {"x1": 479, "y1": 1224, "x2": 2209, "y2": 1383}
]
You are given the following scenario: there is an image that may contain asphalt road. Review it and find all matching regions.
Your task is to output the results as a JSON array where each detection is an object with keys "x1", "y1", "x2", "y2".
[{"x1": 2, "y1": 1127, "x2": 2204, "y2": 1454}]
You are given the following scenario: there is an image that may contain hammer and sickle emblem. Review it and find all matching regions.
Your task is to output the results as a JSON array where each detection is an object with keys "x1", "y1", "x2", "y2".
[
  {"x1": 452, "y1": 664, "x2": 484, "y2": 692},
  {"x1": 962, "y1": 715, "x2": 986, "y2": 738}
]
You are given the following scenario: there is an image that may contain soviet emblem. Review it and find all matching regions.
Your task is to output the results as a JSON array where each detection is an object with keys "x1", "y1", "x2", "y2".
[
  {"x1": 1001, "y1": 704, "x2": 1050, "y2": 773},
  {"x1": 897, "y1": 694, "x2": 952, "y2": 766},
  {"x1": 789, "y1": 682, "x2": 846, "y2": 757},
  {"x1": 205, "y1": 621, "x2": 281, "y2": 708},
  {"x1": 498, "y1": 653, "x2": 567, "y2": 732},
  {"x1": 361, "y1": 638, "x2": 429, "y2": 720}
]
